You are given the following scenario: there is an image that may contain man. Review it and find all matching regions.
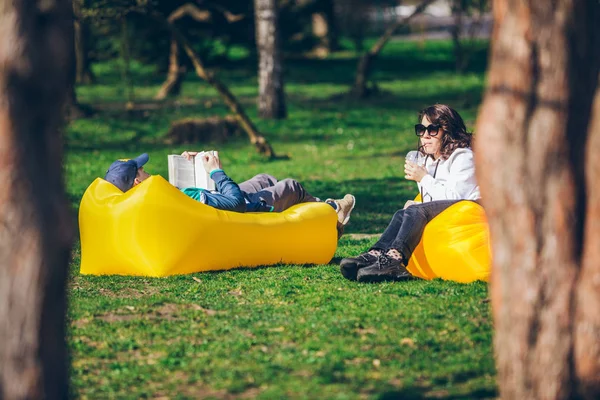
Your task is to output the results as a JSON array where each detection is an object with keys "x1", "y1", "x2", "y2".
[{"x1": 104, "y1": 152, "x2": 356, "y2": 234}]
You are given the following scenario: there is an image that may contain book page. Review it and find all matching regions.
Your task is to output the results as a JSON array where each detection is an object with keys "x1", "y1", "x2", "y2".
[
  {"x1": 194, "y1": 151, "x2": 217, "y2": 191},
  {"x1": 167, "y1": 155, "x2": 196, "y2": 189}
]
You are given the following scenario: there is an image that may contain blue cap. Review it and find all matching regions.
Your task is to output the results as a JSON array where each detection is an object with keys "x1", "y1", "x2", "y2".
[{"x1": 104, "y1": 153, "x2": 149, "y2": 192}]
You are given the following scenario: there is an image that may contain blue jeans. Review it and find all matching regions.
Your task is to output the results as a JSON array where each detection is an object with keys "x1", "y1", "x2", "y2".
[{"x1": 371, "y1": 200, "x2": 461, "y2": 260}]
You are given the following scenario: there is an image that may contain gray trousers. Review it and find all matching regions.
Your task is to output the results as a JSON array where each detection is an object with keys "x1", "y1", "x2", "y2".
[{"x1": 239, "y1": 174, "x2": 321, "y2": 212}]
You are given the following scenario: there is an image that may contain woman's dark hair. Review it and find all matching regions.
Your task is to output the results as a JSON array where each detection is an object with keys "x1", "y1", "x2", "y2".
[{"x1": 417, "y1": 104, "x2": 472, "y2": 160}]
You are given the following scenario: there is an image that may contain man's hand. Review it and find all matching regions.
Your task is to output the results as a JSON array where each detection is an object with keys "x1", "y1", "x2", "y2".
[
  {"x1": 202, "y1": 153, "x2": 222, "y2": 174},
  {"x1": 182, "y1": 151, "x2": 199, "y2": 161},
  {"x1": 404, "y1": 161, "x2": 428, "y2": 182}
]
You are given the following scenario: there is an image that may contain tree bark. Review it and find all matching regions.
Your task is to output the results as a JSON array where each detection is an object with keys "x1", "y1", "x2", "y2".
[
  {"x1": 255, "y1": 0, "x2": 287, "y2": 119},
  {"x1": 474, "y1": 0, "x2": 600, "y2": 398},
  {"x1": 0, "y1": 0, "x2": 75, "y2": 398},
  {"x1": 351, "y1": 0, "x2": 436, "y2": 98}
]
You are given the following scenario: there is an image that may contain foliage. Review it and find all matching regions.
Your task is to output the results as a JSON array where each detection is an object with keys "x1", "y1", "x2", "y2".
[{"x1": 66, "y1": 39, "x2": 495, "y2": 398}]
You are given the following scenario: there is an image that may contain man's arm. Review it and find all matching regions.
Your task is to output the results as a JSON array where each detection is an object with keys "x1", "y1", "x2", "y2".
[
  {"x1": 203, "y1": 169, "x2": 246, "y2": 212},
  {"x1": 180, "y1": 151, "x2": 246, "y2": 212}
]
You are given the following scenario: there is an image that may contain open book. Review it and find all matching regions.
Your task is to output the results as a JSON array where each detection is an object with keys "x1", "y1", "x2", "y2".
[{"x1": 167, "y1": 151, "x2": 218, "y2": 190}]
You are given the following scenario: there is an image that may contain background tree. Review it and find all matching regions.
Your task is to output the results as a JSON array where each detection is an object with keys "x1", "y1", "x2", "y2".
[
  {"x1": 74, "y1": 0, "x2": 96, "y2": 84},
  {"x1": 334, "y1": 0, "x2": 372, "y2": 53},
  {"x1": 150, "y1": 10, "x2": 276, "y2": 157},
  {"x1": 284, "y1": 0, "x2": 339, "y2": 57},
  {"x1": 450, "y1": 0, "x2": 490, "y2": 73},
  {"x1": 154, "y1": 3, "x2": 245, "y2": 100},
  {"x1": 309, "y1": 0, "x2": 338, "y2": 57},
  {"x1": 255, "y1": 0, "x2": 287, "y2": 119},
  {"x1": 474, "y1": 0, "x2": 600, "y2": 398},
  {"x1": 350, "y1": 0, "x2": 435, "y2": 98},
  {"x1": 0, "y1": 0, "x2": 75, "y2": 398}
]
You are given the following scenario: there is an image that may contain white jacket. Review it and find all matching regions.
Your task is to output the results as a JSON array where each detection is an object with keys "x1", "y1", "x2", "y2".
[{"x1": 417, "y1": 148, "x2": 480, "y2": 201}]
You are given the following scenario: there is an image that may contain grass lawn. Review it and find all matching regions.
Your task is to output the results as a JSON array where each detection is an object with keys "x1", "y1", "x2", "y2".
[{"x1": 67, "y1": 39, "x2": 496, "y2": 399}]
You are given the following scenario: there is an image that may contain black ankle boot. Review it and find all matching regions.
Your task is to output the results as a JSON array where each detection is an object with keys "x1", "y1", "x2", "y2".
[
  {"x1": 339, "y1": 252, "x2": 379, "y2": 281},
  {"x1": 356, "y1": 254, "x2": 412, "y2": 283}
]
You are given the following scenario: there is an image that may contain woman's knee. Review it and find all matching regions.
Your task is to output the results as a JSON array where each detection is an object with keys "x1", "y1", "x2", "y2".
[
  {"x1": 392, "y1": 209, "x2": 405, "y2": 220},
  {"x1": 404, "y1": 204, "x2": 427, "y2": 220}
]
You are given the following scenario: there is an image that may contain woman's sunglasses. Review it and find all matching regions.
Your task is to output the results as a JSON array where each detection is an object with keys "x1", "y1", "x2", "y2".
[{"x1": 415, "y1": 124, "x2": 442, "y2": 137}]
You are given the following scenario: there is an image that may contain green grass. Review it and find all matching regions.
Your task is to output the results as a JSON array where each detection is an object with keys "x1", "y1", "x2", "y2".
[{"x1": 67, "y1": 39, "x2": 496, "y2": 399}]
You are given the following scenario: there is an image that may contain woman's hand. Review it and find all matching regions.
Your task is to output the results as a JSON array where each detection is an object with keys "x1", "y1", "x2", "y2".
[
  {"x1": 403, "y1": 200, "x2": 420, "y2": 209},
  {"x1": 404, "y1": 161, "x2": 428, "y2": 182}
]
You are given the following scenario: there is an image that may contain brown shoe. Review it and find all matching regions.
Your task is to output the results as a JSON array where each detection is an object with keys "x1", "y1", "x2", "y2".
[{"x1": 329, "y1": 194, "x2": 355, "y2": 226}]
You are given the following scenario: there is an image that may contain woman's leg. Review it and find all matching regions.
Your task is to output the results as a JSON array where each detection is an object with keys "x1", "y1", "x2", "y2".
[
  {"x1": 387, "y1": 200, "x2": 458, "y2": 261},
  {"x1": 370, "y1": 208, "x2": 406, "y2": 251},
  {"x1": 357, "y1": 200, "x2": 460, "y2": 282},
  {"x1": 339, "y1": 208, "x2": 405, "y2": 281}
]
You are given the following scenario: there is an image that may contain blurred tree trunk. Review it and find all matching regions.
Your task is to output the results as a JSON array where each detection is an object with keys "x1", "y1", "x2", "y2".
[
  {"x1": 351, "y1": 0, "x2": 435, "y2": 98},
  {"x1": 120, "y1": 17, "x2": 134, "y2": 109},
  {"x1": 154, "y1": 37, "x2": 183, "y2": 100},
  {"x1": 311, "y1": 0, "x2": 338, "y2": 57},
  {"x1": 73, "y1": 0, "x2": 95, "y2": 84},
  {"x1": 450, "y1": 0, "x2": 466, "y2": 73},
  {"x1": 0, "y1": 0, "x2": 75, "y2": 399},
  {"x1": 255, "y1": 0, "x2": 287, "y2": 119},
  {"x1": 475, "y1": 0, "x2": 600, "y2": 398},
  {"x1": 66, "y1": 85, "x2": 88, "y2": 120}
]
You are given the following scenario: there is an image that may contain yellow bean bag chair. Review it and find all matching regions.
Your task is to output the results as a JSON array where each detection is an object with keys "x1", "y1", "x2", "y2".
[
  {"x1": 406, "y1": 198, "x2": 491, "y2": 283},
  {"x1": 79, "y1": 176, "x2": 338, "y2": 277}
]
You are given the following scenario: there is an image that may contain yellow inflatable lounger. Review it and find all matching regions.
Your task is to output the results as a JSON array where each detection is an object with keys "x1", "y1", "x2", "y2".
[
  {"x1": 406, "y1": 199, "x2": 491, "y2": 283},
  {"x1": 79, "y1": 176, "x2": 338, "y2": 277}
]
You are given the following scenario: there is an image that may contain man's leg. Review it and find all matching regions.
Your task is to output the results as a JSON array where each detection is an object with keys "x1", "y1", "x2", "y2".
[
  {"x1": 246, "y1": 178, "x2": 320, "y2": 212},
  {"x1": 238, "y1": 173, "x2": 278, "y2": 194}
]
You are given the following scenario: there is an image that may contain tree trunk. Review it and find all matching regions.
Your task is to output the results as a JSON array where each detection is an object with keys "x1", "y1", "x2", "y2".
[
  {"x1": 450, "y1": 0, "x2": 466, "y2": 73},
  {"x1": 474, "y1": 0, "x2": 600, "y2": 398},
  {"x1": 66, "y1": 84, "x2": 89, "y2": 120},
  {"x1": 154, "y1": 36, "x2": 184, "y2": 100},
  {"x1": 351, "y1": 0, "x2": 435, "y2": 98},
  {"x1": 0, "y1": 0, "x2": 75, "y2": 398},
  {"x1": 255, "y1": 0, "x2": 287, "y2": 119},
  {"x1": 73, "y1": 0, "x2": 95, "y2": 84},
  {"x1": 120, "y1": 17, "x2": 134, "y2": 109},
  {"x1": 311, "y1": 0, "x2": 338, "y2": 57}
]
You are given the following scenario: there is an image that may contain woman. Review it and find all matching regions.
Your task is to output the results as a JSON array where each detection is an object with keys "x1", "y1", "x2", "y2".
[{"x1": 340, "y1": 104, "x2": 480, "y2": 282}]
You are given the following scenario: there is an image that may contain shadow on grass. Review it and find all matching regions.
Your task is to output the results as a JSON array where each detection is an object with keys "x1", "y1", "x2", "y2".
[{"x1": 378, "y1": 386, "x2": 497, "y2": 399}]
